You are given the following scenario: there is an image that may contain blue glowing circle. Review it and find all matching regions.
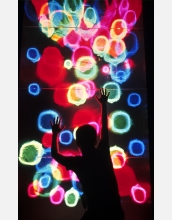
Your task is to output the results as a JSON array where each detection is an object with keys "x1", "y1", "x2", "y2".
[
  {"x1": 28, "y1": 83, "x2": 41, "y2": 96},
  {"x1": 37, "y1": 110, "x2": 59, "y2": 133},
  {"x1": 26, "y1": 47, "x2": 40, "y2": 63},
  {"x1": 59, "y1": 130, "x2": 73, "y2": 145},
  {"x1": 110, "y1": 70, "x2": 131, "y2": 84},
  {"x1": 39, "y1": 174, "x2": 52, "y2": 188},
  {"x1": 127, "y1": 93, "x2": 141, "y2": 107},
  {"x1": 128, "y1": 139, "x2": 145, "y2": 156}
]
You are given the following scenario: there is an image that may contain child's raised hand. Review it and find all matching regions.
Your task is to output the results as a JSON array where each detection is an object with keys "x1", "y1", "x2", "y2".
[
  {"x1": 50, "y1": 117, "x2": 66, "y2": 134},
  {"x1": 96, "y1": 88, "x2": 110, "y2": 104}
]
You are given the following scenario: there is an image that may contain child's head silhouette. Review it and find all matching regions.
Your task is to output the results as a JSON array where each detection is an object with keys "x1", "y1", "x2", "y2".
[{"x1": 76, "y1": 124, "x2": 97, "y2": 153}]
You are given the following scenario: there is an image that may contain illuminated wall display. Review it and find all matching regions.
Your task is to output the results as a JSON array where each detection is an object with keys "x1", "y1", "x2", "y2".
[{"x1": 19, "y1": 0, "x2": 152, "y2": 219}]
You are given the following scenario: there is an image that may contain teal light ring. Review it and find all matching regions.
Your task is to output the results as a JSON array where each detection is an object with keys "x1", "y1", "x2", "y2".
[{"x1": 110, "y1": 111, "x2": 132, "y2": 134}]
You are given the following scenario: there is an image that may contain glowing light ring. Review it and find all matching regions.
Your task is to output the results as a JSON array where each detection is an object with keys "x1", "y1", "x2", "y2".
[
  {"x1": 103, "y1": 82, "x2": 121, "y2": 103},
  {"x1": 126, "y1": 32, "x2": 139, "y2": 58},
  {"x1": 64, "y1": 0, "x2": 84, "y2": 17},
  {"x1": 26, "y1": 48, "x2": 40, "y2": 63},
  {"x1": 50, "y1": 185, "x2": 65, "y2": 205},
  {"x1": 75, "y1": 58, "x2": 98, "y2": 80},
  {"x1": 110, "y1": 69, "x2": 131, "y2": 84},
  {"x1": 84, "y1": 7, "x2": 97, "y2": 28},
  {"x1": 110, "y1": 19, "x2": 127, "y2": 40},
  {"x1": 39, "y1": 174, "x2": 52, "y2": 188},
  {"x1": 128, "y1": 139, "x2": 145, "y2": 156},
  {"x1": 78, "y1": 80, "x2": 96, "y2": 98},
  {"x1": 75, "y1": 56, "x2": 96, "y2": 72},
  {"x1": 59, "y1": 130, "x2": 73, "y2": 145},
  {"x1": 118, "y1": 0, "x2": 129, "y2": 17},
  {"x1": 49, "y1": 10, "x2": 74, "y2": 37},
  {"x1": 110, "y1": 111, "x2": 132, "y2": 134},
  {"x1": 110, "y1": 145, "x2": 127, "y2": 169},
  {"x1": 67, "y1": 84, "x2": 87, "y2": 106},
  {"x1": 127, "y1": 93, "x2": 141, "y2": 107},
  {"x1": 131, "y1": 184, "x2": 147, "y2": 204},
  {"x1": 123, "y1": 10, "x2": 137, "y2": 31},
  {"x1": 37, "y1": 110, "x2": 59, "y2": 133},
  {"x1": 28, "y1": 83, "x2": 41, "y2": 96},
  {"x1": 27, "y1": 182, "x2": 40, "y2": 198},
  {"x1": 88, "y1": 121, "x2": 100, "y2": 134},
  {"x1": 33, "y1": 164, "x2": 60, "y2": 197},
  {"x1": 19, "y1": 141, "x2": 44, "y2": 165},
  {"x1": 64, "y1": 187, "x2": 80, "y2": 207},
  {"x1": 104, "y1": 42, "x2": 126, "y2": 66},
  {"x1": 102, "y1": 65, "x2": 110, "y2": 74},
  {"x1": 111, "y1": 152, "x2": 126, "y2": 169},
  {"x1": 64, "y1": 59, "x2": 73, "y2": 69},
  {"x1": 92, "y1": 36, "x2": 110, "y2": 57}
]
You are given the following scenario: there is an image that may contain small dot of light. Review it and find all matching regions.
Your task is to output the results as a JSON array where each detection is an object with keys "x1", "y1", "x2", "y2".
[
  {"x1": 64, "y1": 59, "x2": 73, "y2": 69},
  {"x1": 102, "y1": 65, "x2": 110, "y2": 74}
]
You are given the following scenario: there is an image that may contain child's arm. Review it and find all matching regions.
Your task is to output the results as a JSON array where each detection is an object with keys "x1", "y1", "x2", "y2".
[
  {"x1": 96, "y1": 88, "x2": 110, "y2": 148},
  {"x1": 50, "y1": 117, "x2": 68, "y2": 164}
]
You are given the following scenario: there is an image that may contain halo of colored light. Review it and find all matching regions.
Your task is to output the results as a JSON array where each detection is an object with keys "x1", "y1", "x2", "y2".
[
  {"x1": 83, "y1": 7, "x2": 97, "y2": 28},
  {"x1": 110, "y1": 146, "x2": 127, "y2": 169},
  {"x1": 39, "y1": 174, "x2": 52, "y2": 188},
  {"x1": 64, "y1": 59, "x2": 73, "y2": 69},
  {"x1": 28, "y1": 83, "x2": 41, "y2": 96},
  {"x1": 131, "y1": 184, "x2": 147, "y2": 204},
  {"x1": 67, "y1": 84, "x2": 87, "y2": 106},
  {"x1": 123, "y1": 10, "x2": 137, "y2": 31},
  {"x1": 64, "y1": 187, "x2": 80, "y2": 207},
  {"x1": 102, "y1": 65, "x2": 110, "y2": 74},
  {"x1": 110, "y1": 19, "x2": 127, "y2": 40},
  {"x1": 127, "y1": 93, "x2": 141, "y2": 107},
  {"x1": 78, "y1": 80, "x2": 96, "y2": 98},
  {"x1": 50, "y1": 185, "x2": 65, "y2": 205},
  {"x1": 110, "y1": 111, "x2": 132, "y2": 134},
  {"x1": 33, "y1": 164, "x2": 60, "y2": 198},
  {"x1": 128, "y1": 139, "x2": 145, "y2": 156},
  {"x1": 59, "y1": 130, "x2": 73, "y2": 145},
  {"x1": 75, "y1": 56, "x2": 95, "y2": 72},
  {"x1": 37, "y1": 110, "x2": 59, "y2": 133},
  {"x1": 92, "y1": 36, "x2": 110, "y2": 57},
  {"x1": 19, "y1": 140, "x2": 44, "y2": 165},
  {"x1": 103, "y1": 82, "x2": 121, "y2": 103},
  {"x1": 26, "y1": 47, "x2": 40, "y2": 63}
]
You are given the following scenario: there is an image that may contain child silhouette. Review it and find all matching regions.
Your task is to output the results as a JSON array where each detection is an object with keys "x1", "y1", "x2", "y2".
[{"x1": 50, "y1": 88, "x2": 125, "y2": 220}]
